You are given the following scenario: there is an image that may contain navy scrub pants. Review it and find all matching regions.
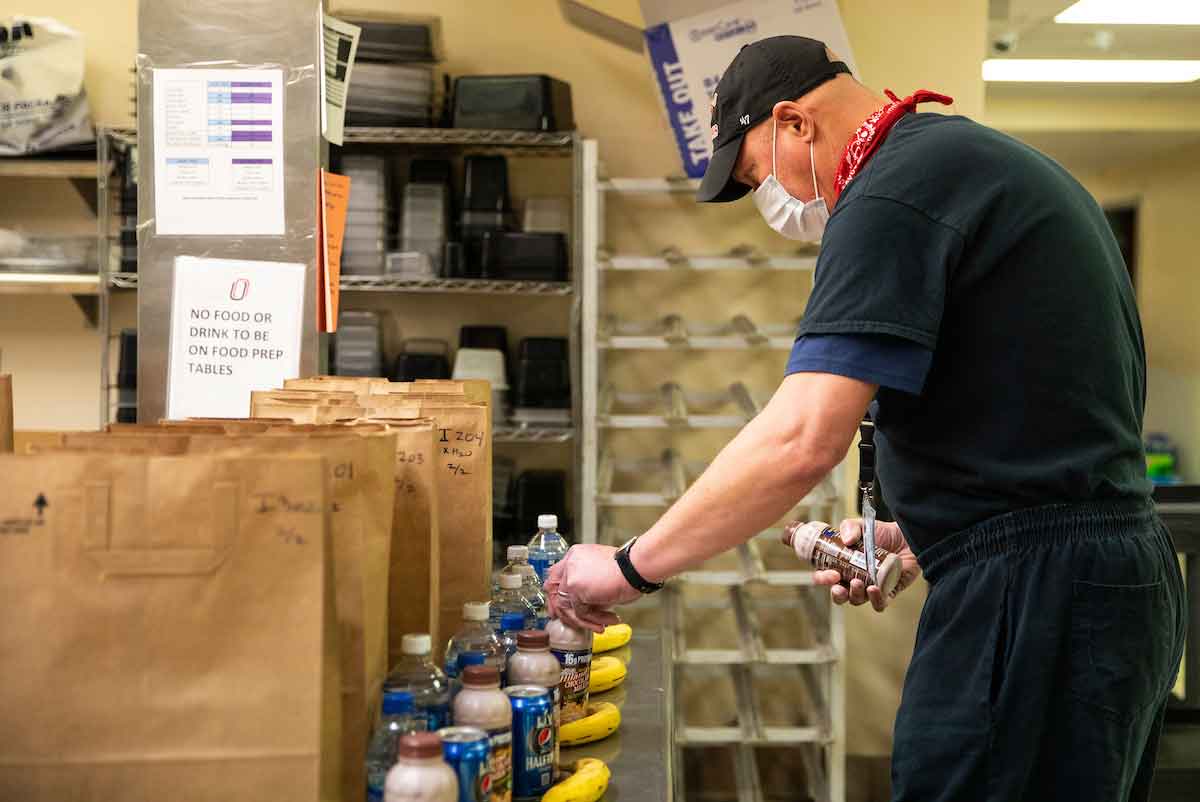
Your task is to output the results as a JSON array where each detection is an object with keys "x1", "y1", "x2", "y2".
[{"x1": 891, "y1": 500, "x2": 1186, "y2": 802}]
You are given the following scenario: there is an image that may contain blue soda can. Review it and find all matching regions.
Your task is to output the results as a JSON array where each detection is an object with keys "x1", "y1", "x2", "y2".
[
  {"x1": 505, "y1": 685, "x2": 556, "y2": 800},
  {"x1": 439, "y1": 726, "x2": 490, "y2": 802}
]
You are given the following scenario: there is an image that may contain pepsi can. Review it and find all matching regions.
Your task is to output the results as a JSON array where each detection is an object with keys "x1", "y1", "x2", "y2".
[
  {"x1": 505, "y1": 685, "x2": 556, "y2": 800},
  {"x1": 438, "y1": 726, "x2": 490, "y2": 802}
]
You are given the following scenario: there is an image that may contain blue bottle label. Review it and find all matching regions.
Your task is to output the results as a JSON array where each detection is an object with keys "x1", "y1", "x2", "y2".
[
  {"x1": 422, "y1": 703, "x2": 450, "y2": 731},
  {"x1": 529, "y1": 557, "x2": 551, "y2": 582}
]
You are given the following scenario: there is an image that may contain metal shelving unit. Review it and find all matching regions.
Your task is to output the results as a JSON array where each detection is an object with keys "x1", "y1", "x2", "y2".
[
  {"x1": 97, "y1": 128, "x2": 137, "y2": 426},
  {"x1": 599, "y1": 382, "x2": 760, "y2": 429},
  {"x1": 599, "y1": 314, "x2": 798, "y2": 350},
  {"x1": 580, "y1": 140, "x2": 845, "y2": 802},
  {"x1": 600, "y1": 247, "x2": 817, "y2": 272},
  {"x1": 343, "y1": 127, "x2": 573, "y2": 154},
  {"x1": 339, "y1": 276, "x2": 573, "y2": 295}
]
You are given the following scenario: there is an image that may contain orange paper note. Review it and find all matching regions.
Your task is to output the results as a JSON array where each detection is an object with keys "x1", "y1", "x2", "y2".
[{"x1": 319, "y1": 169, "x2": 351, "y2": 332}]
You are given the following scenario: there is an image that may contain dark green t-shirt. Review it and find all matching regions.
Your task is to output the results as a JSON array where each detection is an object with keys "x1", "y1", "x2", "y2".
[{"x1": 799, "y1": 113, "x2": 1150, "y2": 553}]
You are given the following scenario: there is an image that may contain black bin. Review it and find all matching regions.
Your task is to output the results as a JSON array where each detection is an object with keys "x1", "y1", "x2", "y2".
[{"x1": 514, "y1": 337, "x2": 570, "y2": 409}]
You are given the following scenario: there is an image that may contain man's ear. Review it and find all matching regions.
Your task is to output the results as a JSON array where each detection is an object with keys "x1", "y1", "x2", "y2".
[{"x1": 771, "y1": 100, "x2": 813, "y2": 143}]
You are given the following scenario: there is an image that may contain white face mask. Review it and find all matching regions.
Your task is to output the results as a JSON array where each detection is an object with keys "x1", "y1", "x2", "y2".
[{"x1": 753, "y1": 117, "x2": 828, "y2": 242}]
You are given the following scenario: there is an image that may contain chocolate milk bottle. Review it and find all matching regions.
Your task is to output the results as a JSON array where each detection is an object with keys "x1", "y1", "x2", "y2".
[
  {"x1": 453, "y1": 665, "x2": 512, "y2": 802},
  {"x1": 383, "y1": 732, "x2": 458, "y2": 802},
  {"x1": 506, "y1": 629, "x2": 563, "y2": 766},
  {"x1": 782, "y1": 520, "x2": 901, "y2": 596},
  {"x1": 546, "y1": 618, "x2": 593, "y2": 724}
]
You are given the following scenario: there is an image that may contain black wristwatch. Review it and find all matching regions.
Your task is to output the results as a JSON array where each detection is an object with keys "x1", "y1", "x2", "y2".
[{"x1": 615, "y1": 536, "x2": 665, "y2": 594}]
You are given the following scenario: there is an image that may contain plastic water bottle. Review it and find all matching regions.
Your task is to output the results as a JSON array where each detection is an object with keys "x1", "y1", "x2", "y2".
[
  {"x1": 366, "y1": 690, "x2": 425, "y2": 801},
  {"x1": 527, "y1": 514, "x2": 568, "y2": 584},
  {"x1": 496, "y1": 611, "x2": 527, "y2": 685},
  {"x1": 384, "y1": 634, "x2": 452, "y2": 732},
  {"x1": 490, "y1": 572, "x2": 538, "y2": 630},
  {"x1": 500, "y1": 545, "x2": 548, "y2": 628},
  {"x1": 444, "y1": 601, "x2": 505, "y2": 680}
]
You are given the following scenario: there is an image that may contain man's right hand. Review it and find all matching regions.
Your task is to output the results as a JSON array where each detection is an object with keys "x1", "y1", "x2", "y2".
[{"x1": 812, "y1": 518, "x2": 920, "y2": 612}]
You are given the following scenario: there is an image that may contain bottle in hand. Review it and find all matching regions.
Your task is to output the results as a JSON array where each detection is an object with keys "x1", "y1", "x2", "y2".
[{"x1": 782, "y1": 520, "x2": 901, "y2": 596}]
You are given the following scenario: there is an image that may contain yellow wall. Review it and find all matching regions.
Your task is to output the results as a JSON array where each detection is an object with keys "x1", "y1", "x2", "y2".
[
  {"x1": 1, "y1": 0, "x2": 992, "y2": 758},
  {"x1": 1079, "y1": 144, "x2": 1200, "y2": 481}
]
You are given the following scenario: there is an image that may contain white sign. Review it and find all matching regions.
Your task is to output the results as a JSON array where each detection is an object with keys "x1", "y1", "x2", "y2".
[
  {"x1": 322, "y1": 14, "x2": 362, "y2": 146},
  {"x1": 167, "y1": 256, "x2": 305, "y2": 419},
  {"x1": 644, "y1": 0, "x2": 857, "y2": 177},
  {"x1": 152, "y1": 68, "x2": 286, "y2": 236}
]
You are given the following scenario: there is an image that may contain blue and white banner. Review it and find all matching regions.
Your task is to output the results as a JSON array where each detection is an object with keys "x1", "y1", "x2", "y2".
[{"x1": 643, "y1": 0, "x2": 857, "y2": 178}]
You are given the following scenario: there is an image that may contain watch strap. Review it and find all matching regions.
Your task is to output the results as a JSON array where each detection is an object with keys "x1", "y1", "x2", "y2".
[{"x1": 615, "y1": 536, "x2": 664, "y2": 594}]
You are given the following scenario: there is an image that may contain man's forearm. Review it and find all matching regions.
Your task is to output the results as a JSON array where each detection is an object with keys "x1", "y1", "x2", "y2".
[
  {"x1": 630, "y1": 372, "x2": 875, "y2": 583},
  {"x1": 633, "y1": 409, "x2": 828, "y2": 581}
]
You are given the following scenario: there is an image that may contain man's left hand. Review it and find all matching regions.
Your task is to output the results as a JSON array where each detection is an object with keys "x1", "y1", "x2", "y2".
[{"x1": 544, "y1": 544, "x2": 642, "y2": 633}]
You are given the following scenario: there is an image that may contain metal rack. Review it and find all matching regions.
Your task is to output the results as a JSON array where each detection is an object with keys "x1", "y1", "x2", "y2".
[
  {"x1": 108, "y1": 272, "x2": 574, "y2": 296},
  {"x1": 600, "y1": 314, "x2": 798, "y2": 350},
  {"x1": 580, "y1": 139, "x2": 845, "y2": 802},
  {"x1": 600, "y1": 247, "x2": 817, "y2": 272},
  {"x1": 97, "y1": 128, "x2": 137, "y2": 427},
  {"x1": 599, "y1": 382, "x2": 760, "y2": 429}
]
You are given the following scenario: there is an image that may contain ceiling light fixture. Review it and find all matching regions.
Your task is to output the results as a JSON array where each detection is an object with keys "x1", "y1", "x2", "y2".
[
  {"x1": 1055, "y1": 0, "x2": 1200, "y2": 25},
  {"x1": 983, "y1": 58, "x2": 1200, "y2": 82}
]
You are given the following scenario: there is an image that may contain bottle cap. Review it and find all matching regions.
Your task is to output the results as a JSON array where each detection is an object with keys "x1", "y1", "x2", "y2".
[
  {"x1": 499, "y1": 611, "x2": 527, "y2": 631},
  {"x1": 507, "y1": 545, "x2": 529, "y2": 561},
  {"x1": 537, "y1": 514, "x2": 558, "y2": 530},
  {"x1": 457, "y1": 651, "x2": 486, "y2": 669},
  {"x1": 783, "y1": 521, "x2": 830, "y2": 561},
  {"x1": 463, "y1": 601, "x2": 490, "y2": 621},
  {"x1": 517, "y1": 630, "x2": 550, "y2": 649},
  {"x1": 499, "y1": 572, "x2": 524, "y2": 590},
  {"x1": 397, "y1": 731, "x2": 443, "y2": 759},
  {"x1": 462, "y1": 664, "x2": 500, "y2": 687},
  {"x1": 381, "y1": 690, "x2": 415, "y2": 715},
  {"x1": 401, "y1": 633, "x2": 431, "y2": 656}
]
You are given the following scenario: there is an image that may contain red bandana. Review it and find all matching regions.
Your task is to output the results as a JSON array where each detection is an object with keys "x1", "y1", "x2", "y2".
[{"x1": 833, "y1": 89, "x2": 954, "y2": 205}]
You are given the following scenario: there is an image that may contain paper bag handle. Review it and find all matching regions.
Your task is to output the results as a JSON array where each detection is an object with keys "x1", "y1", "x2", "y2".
[{"x1": 83, "y1": 480, "x2": 238, "y2": 576}]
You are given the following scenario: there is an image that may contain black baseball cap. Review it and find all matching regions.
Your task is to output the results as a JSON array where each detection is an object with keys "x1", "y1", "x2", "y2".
[{"x1": 697, "y1": 36, "x2": 851, "y2": 203}]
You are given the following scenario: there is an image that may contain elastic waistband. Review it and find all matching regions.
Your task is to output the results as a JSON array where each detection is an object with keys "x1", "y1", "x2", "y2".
[{"x1": 917, "y1": 498, "x2": 1156, "y2": 583}]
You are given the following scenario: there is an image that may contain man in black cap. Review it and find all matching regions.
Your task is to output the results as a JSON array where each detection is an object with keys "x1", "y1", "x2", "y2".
[{"x1": 547, "y1": 35, "x2": 1184, "y2": 802}]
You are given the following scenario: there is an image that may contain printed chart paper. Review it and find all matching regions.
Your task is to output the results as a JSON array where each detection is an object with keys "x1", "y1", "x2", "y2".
[
  {"x1": 152, "y1": 68, "x2": 286, "y2": 235},
  {"x1": 167, "y1": 256, "x2": 305, "y2": 419},
  {"x1": 322, "y1": 14, "x2": 362, "y2": 146}
]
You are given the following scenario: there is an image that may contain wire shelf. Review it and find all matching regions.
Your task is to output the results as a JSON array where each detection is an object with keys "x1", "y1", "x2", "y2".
[
  {"x1": 493, "y1": 425, "x2": 574, "y2": 443},
  {"x1": 599, "y1": 177, "x2": 700, "y2": 193},
  {"x1": 340, "y1": 275, "x2": 573, "y2": 295},
  {"x1": 599, "y1": 314, "x2": 798, "y2": 350},
  {"x1": 342, "y1": 127, "x2": 574, "y2": 155},
  {"x1": 110, "y1": 272, "x2": 139, "y2": 289}
]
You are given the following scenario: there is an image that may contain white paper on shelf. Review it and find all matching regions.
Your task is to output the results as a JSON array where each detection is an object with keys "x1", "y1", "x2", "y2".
[
  {"x1": 166, "y1": 256, "x2": 305, "y2": 419},
  {"x1": 321, "y1": 14, "x2": 362, "y2": 146},
  {"x1": 151, "y1": 68, "x2": 286, "y2": 235}
]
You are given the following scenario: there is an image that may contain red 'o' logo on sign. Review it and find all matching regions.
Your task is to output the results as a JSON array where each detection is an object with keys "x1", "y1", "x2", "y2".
[{"x1": 230, "y1": 278, "x2": 249, "y2": 301}]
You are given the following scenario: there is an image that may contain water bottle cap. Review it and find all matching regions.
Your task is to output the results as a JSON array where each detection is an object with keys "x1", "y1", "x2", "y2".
[
  {"x1": 499, "y1": 572, "x2": 524, "y2": 590},
  {"x1": 500, "y1": 611, "x2": 527, "y2": 631},
  {"x1": 507, "y1": 545, "x2": 529, "y2": 561},
  {"x1": 381, "y1": 690, "x2": 415, "y2": 715},
  {"x1": 537, "y1": 514, "x2": 558, "y2": 530},
  {"x1": 401, "y1": 633, "x2": 431, "y2": 655},
  {"x1": 397, "y1": 732, "x2": 443, "y2": 759},
  {"x1": 463, "y1": 601, "x2": 490, "y2": 621}
]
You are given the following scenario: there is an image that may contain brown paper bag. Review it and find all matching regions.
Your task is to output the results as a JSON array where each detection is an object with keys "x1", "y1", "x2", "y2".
[
  {"x1": 0, "y1": 374, "x2": 13, "y2": 454},
  {"x1": 251, "y1": 389, "x2": 360, "y2": 406},
  {"x1": 48, "y1": 426, "x2": 396, "y2": 802},
  {"x1": 0, "y1": 452, "x2": 340, "y2": 801},
  {"x1": 420, "y1": 402, "x2": 492, "y2": 651},
  {"x1": 252, "y1": 399, "x2": 366, "y2": 424},
  {"x1": 370, "y1": 418, "x2": 441, "y2": 667},
  {"x1": 285, "y1": 376, "x2": 391, "y2": 394}
]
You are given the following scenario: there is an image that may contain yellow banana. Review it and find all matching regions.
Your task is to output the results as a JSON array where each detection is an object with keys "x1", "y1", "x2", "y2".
[
  {"x1": 541, "y1": 758, "x2": 610, "y2": 802},
  {"x1": 587, "y1": 655, "x2": 627, "y2": 694},
  {"x1": 593, "y1": 623, "x2": 632, "y2": 654},
  {"x1": 559, "y1": 702, "x2": 621, "y2": 747}
]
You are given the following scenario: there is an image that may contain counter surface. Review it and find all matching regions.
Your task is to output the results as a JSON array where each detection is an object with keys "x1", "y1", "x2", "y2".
[{"x1": 559, "y1": 629, "x2": 671, "y2": 801}]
